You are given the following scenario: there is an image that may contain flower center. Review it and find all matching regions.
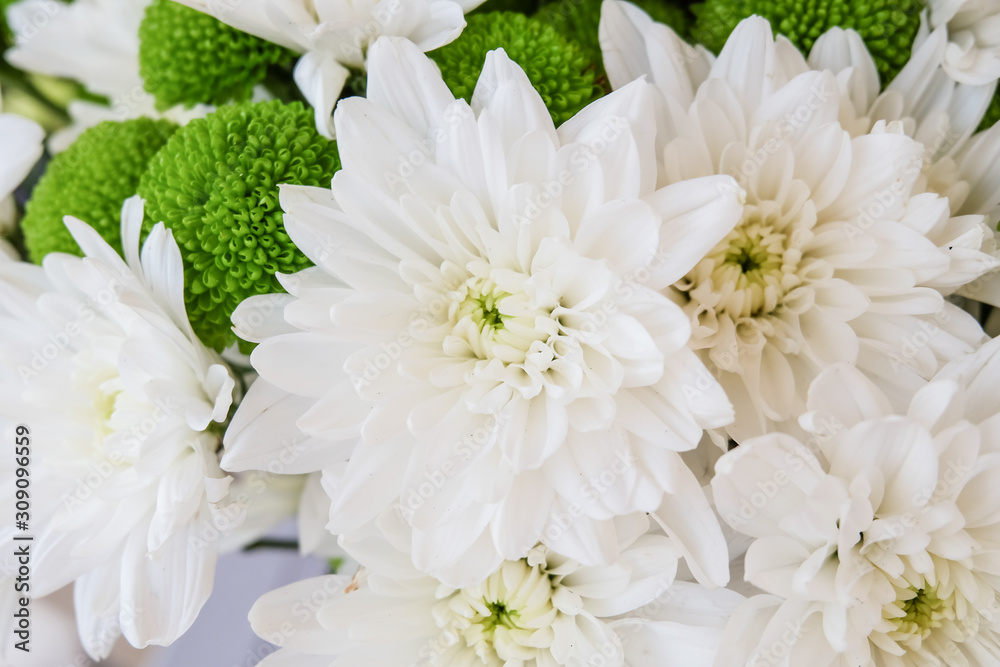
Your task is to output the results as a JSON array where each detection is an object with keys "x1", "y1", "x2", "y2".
[
  {"x1": 71, "y1": 348, "x2": 169, "y2": 464},
  {"x1": 721, "y1": 223, "x2": 783, "y2": 278},
  {"x1": 72, "y1": 351, "x2": 125, "y2": 449},
  {"x1": 455, "y1": 279, "x2": 510, "y2": 334},
  {"x1": 94, "y1": 380, "x2": 120, "y2": 435},
  {"x1": 675, "y1": 177, "x2": 819, "y2": 351},
  {"x1": 892, "y1": 587, "x2": 951, "y2": 639},
  {"x1": 481, "y1": 600, "x2": 521, "y2": 635},
  {"x1": 876, "y1": 576, "x2": 982, "y2": 658},
  {"x1": 441, "y1": 272, "x2": 554, "y2": 369},
  {"x1": 434, "y1": 558, "x2": 558, "y2": 665},
  {"x1": 406, "y1": 248, "x2": 636, "y2": 410},
  {"x1": 702, "y1": 215, "x2": 800, "y2": 319}
]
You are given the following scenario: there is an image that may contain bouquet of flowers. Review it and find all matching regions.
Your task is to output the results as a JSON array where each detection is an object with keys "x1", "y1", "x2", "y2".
[{"x1": 3, "y1": 0, "x2": 1000, "y2": 665}]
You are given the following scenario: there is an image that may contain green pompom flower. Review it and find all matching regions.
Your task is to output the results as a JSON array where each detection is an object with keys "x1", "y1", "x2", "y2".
[
  {"x1": 538, "y1": 0, "x2": 689, "y2": 68},
  {"x1": 429, "y1": 11, "x2": 601, "y2": 126},
  {"x1": 692, "y1": 0, "x2": 923, "y2": 83},
  {"x1": 137, "y1": 100, "x2": 341, "y2": 352},
  {"x1": 138, "y1": 0, "x2": 295, "y2": 111},
  {"x1": 22, "y1": 118, "x2": 177, "y2": 262}
]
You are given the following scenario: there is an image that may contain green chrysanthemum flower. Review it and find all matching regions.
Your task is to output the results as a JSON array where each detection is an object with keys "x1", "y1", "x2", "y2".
[
  {"x1": 429, "y1": 11, "x2": 602, "y2": 126},
  {"x1": 138, "y1": 0, "x2": 295, "y2": 111},
  {"x1": 692, "y1": 0, "x2": 924, "y2": 82},
  {"x1": 538, "y1": 0, "x2": 689, "y2": 68},
  {"x1": 22, "y1": 118, "x2": 177, "y2": 262},
  {"x1": 137, "y1": 100, "x2": 341, "y2": 352}
]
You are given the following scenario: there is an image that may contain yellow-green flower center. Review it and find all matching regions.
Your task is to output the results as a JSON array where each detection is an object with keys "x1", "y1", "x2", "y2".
[
  {"x1": 434, "y1": 558, "x2": 559, "y2": 666},
  {"x1": 457, "y1": 282, "x2": 510, "y2": 333},
  {"x1": 722, "y1": 225, "x2": 783, "y2": 278},
  {"x1": 701, "y1": 216, "x2": 801, "y2": 319},
  {"x1": 479, "y1": 600, "x2": 522, "y2": 639},
  {"x1": 443, "y1": 273, "x2": 554, "y2": 367},
  {"x1": 888, "y1": 586, "x2": 955, "y2": 641}
]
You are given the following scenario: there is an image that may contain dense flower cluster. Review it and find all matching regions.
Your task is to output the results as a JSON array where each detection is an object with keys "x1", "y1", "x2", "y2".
[{"x1": 2, "y1": 1, "x2": 1000, "y2": 666}]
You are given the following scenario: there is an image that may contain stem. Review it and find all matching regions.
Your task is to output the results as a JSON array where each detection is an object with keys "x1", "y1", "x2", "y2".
[{"x1": 243, "y1": 538, "x2": 300, "y2": 552}]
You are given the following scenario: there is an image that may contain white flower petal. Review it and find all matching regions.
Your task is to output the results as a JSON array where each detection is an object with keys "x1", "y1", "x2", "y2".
[
  {"x1": 366, "y1": 37, "x2": 456, "y2": 141},
  {"x1": 651, "y1": 468, "x2": 729, "y2": 588},
  {"x1": 119, "y1": 520, "x2": 216, "y2": 648},
  {"x1": 249, "y1": 575, "x2": 352, "y2": 653},
  {"x1": 643, "y1": 176, "x2": 744, "y2": 289},
  {"x1": 293, "y1": 51, "x2": 349, "y2": 139},
  {"x1": 710, "y1": 16, "x2": 776, "y2": 114}
]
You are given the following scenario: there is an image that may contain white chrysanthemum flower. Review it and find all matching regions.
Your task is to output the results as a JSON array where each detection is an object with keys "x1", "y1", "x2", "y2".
[
  {"x1": 174, "y1": 0, "x2": 486, "y2": 137},
  {"x1": 806, "y1": 23, "x2": 1000, "y2": 304},
  {"x1": 0, "y1": 197, "x2": 237, "y2": 659},
  {"x1": 0, "y1": 85, "x2": 44, "y2": 232},
  {"x1": 249, "y1": 511, "x2": 744, "y2": 667},
  {"x1": 600, "y1": 5, "x2": 998, "y2": 439},
  {"x1": 808, "y1": 22, "x2": 994, "y2": 155},
  {"x1": 5, "y1": 0, "x2": 210, "y2": 151},
  {"x1": 226, "y1": 36, "x2": 745, "y2": 586},
  {"x1": 712, "y1": 343, "x2": 1000, "y2": 666},
  {"x1": 925, "y1": 0, "x2": 1000, "y2": 85}
]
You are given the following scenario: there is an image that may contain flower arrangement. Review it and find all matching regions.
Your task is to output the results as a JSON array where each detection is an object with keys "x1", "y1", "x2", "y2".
[{"x1": 2, "y1": 0, "x2": 1000, "y2": 665}]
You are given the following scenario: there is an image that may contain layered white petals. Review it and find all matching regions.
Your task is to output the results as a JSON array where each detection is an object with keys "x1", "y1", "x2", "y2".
[
  {"x1": 599, "y1": 9, "x2": 997, "y2": 441},
  {"x1": 0, "y1": 198, "x2": 240, "y2": 657},
  {"x1": 229, "y1": 36, "x2": 743, "y2": 585},
  {"x1": 250, "y1": 519, "x2": 742, "y2": 667},
  {"x1": 5, "y1": 0, "x2": 211, "y2": 150},
  {"x1": 174, "y1": 0, "x2": 485, "y2": 136},
  {"x1": 6, "y1": 0, "x2": 147, "y2": 99},
  {"x1": 928, "y1": 0, "x2": 1000, "y2": 85},
  {"x1": 713, "y1": 353, "x2": 1000, "y2": 665}
]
